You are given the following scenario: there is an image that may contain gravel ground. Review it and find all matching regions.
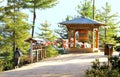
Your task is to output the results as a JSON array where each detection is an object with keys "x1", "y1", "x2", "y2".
[{"x1": 0, "y1": 52, "x2": 119, "y2": 77}]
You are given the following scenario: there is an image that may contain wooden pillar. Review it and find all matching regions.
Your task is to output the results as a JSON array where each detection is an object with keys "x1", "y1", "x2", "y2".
[
  {"x1": 40, "y1": 46, "x2": 43, "y2": 60},
  {"x1": 68, "y1": 30, "x2": 71, "y2": 48},
  {"x1": 91, "y1": 29, "x2": 94, "y2": 49},
  {"x1": 42, "y1": 46, "x2": 46, "y2": 59},
  {"x1": 42, "y1": 46, "x2": 46, "y2": 58},
  {"x1": 73, "y1": 30, "x2": 76, "y2": 48},
  {"x1": 30, "y1": 40, "x2": 33, "y2": 63},
  {"x1": 36, "y1": 50, "x2": 38, "y2": 62},
  {"x1": 96, "y1": 29, "x2": 99, "y2": 48},
  {"x1": 42, "y1": 46, "x2": 44, "y2": 59}
]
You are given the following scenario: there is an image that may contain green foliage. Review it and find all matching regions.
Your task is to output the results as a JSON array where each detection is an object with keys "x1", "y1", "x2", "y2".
[
  {"x1": 0, "y1": 0, "x2": 59, "y2": 71},
  {"x1": 77, "y1": 0, "x2": 93, "y2": 18},
  {"x1": 3, "y1": 58, "x2": 14, "y2": 71},
  {"x1": 19, "y1": 55, "x2": 31, "y2": 67},
  {"x1": 22, "y1": 0, "x2": 58, "y2": 37},
  {"x1": 0, "y1": 0, "x2": 31, "y2": 53},
  {"x1": 37, "y1": 21, "x2": 57, "y2": 42},
  {"x1": 46, "y1": 45, "x2": 58, "y2": 58},
  {"x1": 0, "y1": 0, "x2": 31, "y2": 71},
  {"x1": 0, "y1": 56, "x2": 14, "y2": 71},
  {"x1": 86, "y1": 56, "x2": 120, "y2": 77},
  {"x1": 106, "y1": 70, "x2": 120, "y2": 77},
  {"x1": 22, "y1": 0, "x2": 58, "y2": 9},
  {"x1": 113, "y1": 36, "x2": 120, "y2": 43},
  {"x1": 86, "y1": 59, "x2": 109, "y2": 77},
  {"x1": 110, "y1": 56, "x2": 120, "y2": 71},
  {"x1": 115, "y1": 45, "x2": 120, "y2": 52},
  {"x1": 0, "y1": 35, "x2": 2, "y2": 41},
  {"x1": 0, "y1": 12, "x2": 31, "y2": 53},
  {"x1": 57, "y1": 48, "x2": 64, "y2": 54},
  {"x1": 96, "y1": 2, "x2": 120, "y2": 45},
  {"x1": 0, "y1": 59, "x2": 4, "y2": 71},
  {"x1": 0, "y1": 54, "x2": 31, "y2": 71}
]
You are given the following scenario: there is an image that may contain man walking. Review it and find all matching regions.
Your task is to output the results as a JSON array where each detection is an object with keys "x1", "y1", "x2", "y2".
[{"x1": 14, "y1": 47, "x2": 21, "y2": 68}]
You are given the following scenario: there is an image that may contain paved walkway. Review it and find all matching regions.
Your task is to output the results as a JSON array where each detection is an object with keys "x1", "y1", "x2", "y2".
[{"x1": 0, "y1": 52, "x2": 119, "y2": 77}]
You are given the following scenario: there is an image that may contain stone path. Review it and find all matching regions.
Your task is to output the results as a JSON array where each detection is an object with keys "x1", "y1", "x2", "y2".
[{"x1": 0, "y1": 52, "x2": 119, "y2": 77}]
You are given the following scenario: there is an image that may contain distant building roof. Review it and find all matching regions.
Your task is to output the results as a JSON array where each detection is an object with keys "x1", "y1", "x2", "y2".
[{"x1": 59, "y1": 17, "x2": 106, "y2": 26}]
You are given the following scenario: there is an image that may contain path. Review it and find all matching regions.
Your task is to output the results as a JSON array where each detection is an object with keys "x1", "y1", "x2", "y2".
[{"x1": 0, "y1": 52, "x2": 119, "y2": 77}]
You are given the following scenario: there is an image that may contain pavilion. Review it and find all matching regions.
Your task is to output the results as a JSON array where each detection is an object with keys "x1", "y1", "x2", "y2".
[{"x1": 59, "y1": 17, "x2": 106, "y2": 53}]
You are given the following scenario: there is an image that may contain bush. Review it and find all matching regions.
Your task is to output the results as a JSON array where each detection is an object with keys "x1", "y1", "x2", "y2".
[
  {"x1": 2, "y1": 56, "x2": 14, "y2": 71},
  {"x1": 110, "y1": 56, "x2": 120, "y2": 71},
  {"x1": 106, "y1": 69, "x2": 120, "y2": 77},
  {"x1": 0, "y1": 59, "x2": 4, "y2": 71},
  {"x1": 86, "y1": 56, "x2": 120, "y2": 77},
  {"x1": 86, "y1": 59, "x2": 109, "y2": 77},
  {"x1": 19, "y1": 55, "x2": 31, "y2": 67},
  {"x1": 46, "y1": 45, "x2": 58, "y2": 58},
  {"x1": 115, "y1": 45, "x2": 120, "y2": 52},
  {"x1": 56, "y1": 48, "x2": 65, "y2": 54}
]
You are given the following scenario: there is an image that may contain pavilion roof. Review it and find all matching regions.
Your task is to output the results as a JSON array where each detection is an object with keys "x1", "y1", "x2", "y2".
[
  {"x1": 59, "y1": 17, "x2": 106, "y2": 26},
  {"x1": 25, "y1": 38, "x2": 37, "y2": 43},
  {"x1": 25, "y1": 38, "x2": 47, "y2": 43}
]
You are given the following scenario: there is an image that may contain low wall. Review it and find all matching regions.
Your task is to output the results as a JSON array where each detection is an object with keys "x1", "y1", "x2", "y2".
[{"x1": 67, "y1": 48, "x2": 94, "y2": 53}]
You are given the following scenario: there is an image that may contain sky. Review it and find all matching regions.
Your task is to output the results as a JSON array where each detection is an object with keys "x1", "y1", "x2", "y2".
[
  {"x1": 25, "y1": 0, "x2": 120, "y2": 36},
  {"x1": 1, "y1": 0, "x2": 120, "y2": 36}
]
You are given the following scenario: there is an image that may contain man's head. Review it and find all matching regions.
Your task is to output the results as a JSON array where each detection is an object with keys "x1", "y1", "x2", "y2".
[{"x1": 16, "y1": 47, "x2": 19, "y2": 50}]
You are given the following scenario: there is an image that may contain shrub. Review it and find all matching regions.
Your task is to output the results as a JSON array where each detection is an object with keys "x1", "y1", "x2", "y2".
[
  {"x1": 0, "y1": 59, "x2": 4, "y2": 71},
  {"x1": 46, "y1": 45, "x2": 58, "y2": 58},
  {"x1": 110, "y1": 56, "x2": 120, "y2": 72},
  {"x1": 86, "y1": 59, "x2": 109, "y2": 77},
  {"x1": 57, "y1": 48, "x2": 65, "y2": 54},
  {"x1": 86, "y1": 56, "x2": 120, "y2": 77},
  {"x1": 2, "y1": 56, "x2": 14, "y2": 71},
  {"x1": 115, "y1": 45, "x2": 120, "y2": 52},
  {"x1": 106, "y1": 69, "x2": 120, "y2": 77},
  {"x1": 19, "y1": 55, "x2": 31, "y2": 67}
]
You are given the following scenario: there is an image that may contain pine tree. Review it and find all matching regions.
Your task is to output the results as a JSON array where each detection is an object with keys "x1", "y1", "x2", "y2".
[
  {"x1": 96, "y1": 2, "x2": 120, "y2": 45},
  {"x1": 77, "y1": 0, "x2": 93, "y2": 18},
  {"x1": 0, "y1": 0, "x2": 31, "y2": 53},
  {"x1": 37, "y1": 21, "x2": 56, "y2": 42},
  {"x1": 22, "y1": 0, "x2": 58, "y2": 37}
]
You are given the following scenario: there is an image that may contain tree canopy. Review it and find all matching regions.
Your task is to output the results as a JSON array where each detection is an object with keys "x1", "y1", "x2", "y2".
[
  {"x1": 96, "y1": 2, "x2": 120, "y2": 45},
  {"x1": 22, "y1": 0, "x2": 58, "y2": 37},
  {"x1": 0, "y1": 0, "x2": 58, "y2": 53},
  {"x1": 37, "y1": 21, "x2": 57, "y2": 42}
]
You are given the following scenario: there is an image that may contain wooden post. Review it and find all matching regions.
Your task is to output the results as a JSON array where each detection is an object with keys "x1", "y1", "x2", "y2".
[
  {"x1": 96, "y1": 29, "x2": 99, "y2": 48},
  {"x1": 44, "y1": 49, "x2": 46, "y2": 58},
  {"x1": 43, "y1": 46, "x2": 46, "y2": 58},
  {"x1": 36, "y1": 50, "x2": 38, "y2": 62},
  {"x1": 73, "y1": 30, "x2": 76, "y2": 48},
  {"x1": 91, "y1": 29, "x2": 94, "y2": 49},
  {"x1": 40, "y1": 46, "x2": 43, "y2": 60},
  {"x1": 68, "y1": 30, "x2": 71, "y2": 48},
  {"x1": 42, "y1": 46, "x2": 45, "y2": 59},
  {"x1": 30, "y1": 40, "x2": 33, "y2": 63}
]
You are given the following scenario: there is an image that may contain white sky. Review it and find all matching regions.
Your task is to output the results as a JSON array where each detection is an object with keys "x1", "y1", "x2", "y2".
[
  {"x1": 1, "y1": 0, "x2": 120, "y2": 36},
  {"x1": 26, "y1": 0, "x2": 120, "y2": 36}
]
